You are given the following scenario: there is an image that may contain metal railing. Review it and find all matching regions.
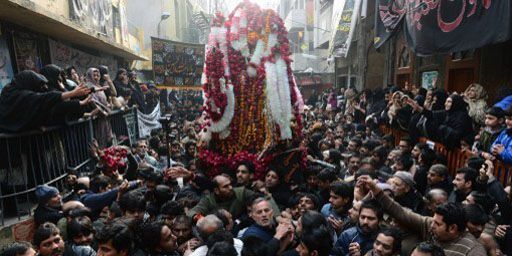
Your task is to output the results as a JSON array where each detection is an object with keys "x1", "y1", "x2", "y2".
[
  {"x1": 380, "y1": 124, "x2": 512, "y2": 186},
  {"x1": 0, "y1": 107, "x2": 139, "y2": 226}
]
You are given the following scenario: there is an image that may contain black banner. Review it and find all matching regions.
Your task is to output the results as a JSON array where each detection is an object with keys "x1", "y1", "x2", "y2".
[
  {"x1": 374, "y1": 0, "x2": 404, "y2": 49},
  {"x1": 151, "y1": 37, "x2": 204, "y2": 88},
  {"x1": 376, "y1": 0, "x2": 511, "y2": 55}
]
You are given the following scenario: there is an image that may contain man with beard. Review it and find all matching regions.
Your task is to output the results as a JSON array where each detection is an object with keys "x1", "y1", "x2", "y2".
[
  {"x1": 235, "y1": 162, "x2": 255, "y2": 188},
  {"x1": 33, "y1": 222, "x2": 66, "y2": 256},
  {"x1": 390, "y1": 171, "x2": 424, "y2": 212},
  {"x1": 134, "y1": 139, "x2": 160, "y2": 171},
  {"x1": 172, "y1": 215, "x2": 201, "y2": 255},
  {"x1": 449, "y1": 167, "x2": 478, "y2": 204},
  {"x1": 343, "y1": 154, "x2": 362, "y2": 182},
  {"x1": 34, "y1": 185, "x2": 78, "y2": 226},
  {"x1": 425, "y1": 164, "x2": 453, "y2": 195},
  {"x1": 138, "y1": 221, "x2": 180, "y2": 256},
  {"x1": 349, "y1": 228, "x2": 402, "y2": 256},
  {"x1": 332, "y1": 199, "x2": 383, "y2": 255},
  {"x1": 188, "y1": 174, "x2": 278, "y2": 220},
  {"x1": 358, "y1": 176, "x2": 486, "y2": 256}
]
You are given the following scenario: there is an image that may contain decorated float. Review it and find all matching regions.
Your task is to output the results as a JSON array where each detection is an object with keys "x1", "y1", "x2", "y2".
[{"x1": 198, "y1": 1, "x2": 306, "y2": 182}]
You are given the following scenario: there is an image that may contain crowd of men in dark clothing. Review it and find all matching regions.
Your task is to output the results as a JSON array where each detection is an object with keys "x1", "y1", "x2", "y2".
[{"x1": 2, "y1": 73, "x2": 512, "y2": 256}]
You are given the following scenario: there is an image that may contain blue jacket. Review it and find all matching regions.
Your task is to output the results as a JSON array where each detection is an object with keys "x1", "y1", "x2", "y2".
[
  {"x1": 492, "y1": 129, "x2": 512, "y2": 164},
  {"x1": 81, "y1": 181, "x2": 138, "y2": 218},
  {"x1": 494, "y1": 95, "x2": 512, "y2": 111},
  {"x1": 332, "y1": 225, "x2": 377, "y2": 256},
  {"x1": 242, "y1": 223, "x2": 275, "y2": 242}
]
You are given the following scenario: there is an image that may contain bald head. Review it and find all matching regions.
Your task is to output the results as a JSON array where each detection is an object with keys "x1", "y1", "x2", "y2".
[{"x1": 213, "y1": 174, "x2": 234, "y2": 199}]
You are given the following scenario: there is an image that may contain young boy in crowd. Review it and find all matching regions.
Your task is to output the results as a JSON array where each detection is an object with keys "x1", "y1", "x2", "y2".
[
  {"x1": 476, "y1": 107, "x2": 505, "y2": 159},
  {"x1": 489, "y1": 107, "x2": 512, "y2": 164}
]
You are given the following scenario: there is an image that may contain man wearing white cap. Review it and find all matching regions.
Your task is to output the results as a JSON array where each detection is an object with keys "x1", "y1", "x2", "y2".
[{"x1": 390, "y1": 171, "x2": 424, "y2": 212}]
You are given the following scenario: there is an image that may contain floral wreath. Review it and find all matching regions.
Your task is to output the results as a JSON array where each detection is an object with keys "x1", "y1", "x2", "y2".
[
  {"x1": 199, "y1": 1, "x2": 305, "y2": 179},
  {"x1": 100, "y1": 146, "x2": 128, "y2": 173}
]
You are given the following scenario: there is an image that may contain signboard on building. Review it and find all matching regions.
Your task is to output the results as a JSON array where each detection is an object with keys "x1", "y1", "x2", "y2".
[
  {"x1": 48, "y1": 39, "x2": 118, "y2": 77},
  {"x1": 151, "y1": 37, "x2": 204, "y2": 89},
  {"x1": 0, "y1": 36, "x2": 14, "y2": 93}
]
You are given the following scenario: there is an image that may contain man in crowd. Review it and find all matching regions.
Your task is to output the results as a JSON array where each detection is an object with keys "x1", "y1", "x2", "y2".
[
  {"x1": 188, "y1": 174, "x2": 277, "y2": 220},
  {"x1": 450, "y1": 167, "x2": 478, "y2": 204},
  {"x1": 358, "y1": 176, "x2": 486, "y2": 255},
  {"x1": 333, "y1": 199, "x2": 383, "y2": 255},
  {"x1": 321, "y1": 181, "x2": 353, "y2": 234},
  {"x1": 426, "y1": 164, "x2": 453, "y2": 194},
  {"x1": 34, "y1": 185, "x2": 78, "y2": 227},
  {"x1": 96, "y1": 223, "x2": 135, "y2": 256},
  {"x1": 349, "y1": 228, "x2": 403, "y2": 256},
  {"x1": 235, "y1": 162, "x2": 255, "y2": 188},
  {"x1": 33, "y1": 223, "x2": 65, "y2": 256},
  {"x1": 391, "y1": 171, "x2": 423, "y2": 212}
]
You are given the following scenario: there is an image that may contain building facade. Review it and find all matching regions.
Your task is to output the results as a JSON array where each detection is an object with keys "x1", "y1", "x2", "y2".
[{"x1": 0, "y1": 0, "x2": 146, "y2": 92}]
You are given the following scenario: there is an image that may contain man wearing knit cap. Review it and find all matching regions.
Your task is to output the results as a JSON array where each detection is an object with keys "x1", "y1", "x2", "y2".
[
  {"x1": 390, "y1": 171, "x2": 424, "y2": 212},
  {"x1": 34, "y1": 185, "x2": 77, "y2": 226}
]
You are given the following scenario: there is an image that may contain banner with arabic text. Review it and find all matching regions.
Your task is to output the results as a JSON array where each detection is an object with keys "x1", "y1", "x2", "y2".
[
  {"x1": 49, "y1": 39, "x2": 118, "y2": 77},
  {"x1": 329, "y1": 0, "x2": 362, "y2": 57},
  {"x1": 151, "y1": 37, "x2": 204, "y2": 88},
  {"x1": 377, "y1": 0, "x2": 512, "y2": 55},
  {"x1": 374, "y1": 0, "x2": 404, "y2": 49}
]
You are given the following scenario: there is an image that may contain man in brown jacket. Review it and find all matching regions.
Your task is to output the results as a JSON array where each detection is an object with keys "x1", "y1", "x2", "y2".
[{"x1": 357, "y1": 176, "x2": 486, "y2": 256}]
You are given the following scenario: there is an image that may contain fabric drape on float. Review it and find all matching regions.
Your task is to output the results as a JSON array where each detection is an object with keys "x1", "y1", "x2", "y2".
[{"x1": 376, "y1": 0, "x2": 512, "y2": 55}]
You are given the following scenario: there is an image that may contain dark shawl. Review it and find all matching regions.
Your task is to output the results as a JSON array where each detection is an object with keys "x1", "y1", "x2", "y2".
[
  {"x1": 0, "y1": 70, "x2": 63, "y2": 132},
  {"x1": 40, "y1": 64, "x2": 66, "y2": 92}
]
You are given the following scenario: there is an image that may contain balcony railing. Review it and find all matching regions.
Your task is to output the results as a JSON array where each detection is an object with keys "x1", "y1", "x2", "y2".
[{"x1": 0, "y1": 107, "x2": 139, "y2": 226}]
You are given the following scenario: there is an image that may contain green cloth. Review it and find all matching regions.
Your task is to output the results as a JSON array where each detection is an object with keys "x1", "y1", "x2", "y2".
[{"x1": 188, "y1": 187, "x2": 280, "y2": 219}]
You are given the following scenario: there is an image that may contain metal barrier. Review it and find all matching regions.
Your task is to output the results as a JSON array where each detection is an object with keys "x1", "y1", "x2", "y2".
[{"x1": 0, "y1": 107, "x2": 139, "y2": 226}]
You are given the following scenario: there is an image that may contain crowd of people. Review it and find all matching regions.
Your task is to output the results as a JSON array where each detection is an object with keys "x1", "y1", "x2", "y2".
[{"x1": 2, "y1": 63, "x2": 512, "y2": 256}]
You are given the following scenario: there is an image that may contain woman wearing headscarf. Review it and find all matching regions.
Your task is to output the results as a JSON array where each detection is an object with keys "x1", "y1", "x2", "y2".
[
  {"x1": 0, "y1": 70, "x2": 90, "y2": 132},
  {"x1": 86, "y1": 67, "x2": 112, "y2": 147},
  {"x1": 408, "y1": 93, "x2": 473, "y2": 148},
  {"x1": 464, "y1": 83, "x2": 488, "y2": 126},
  {"x1": 113, "y1": 68, "x2": 131, "y2": 98},
  {"x1": 98, "y1": 65, "x2": 117, "y2": 99},
  {"x1": 40, "y1": 64, "x2": 67, "y2": 92}
]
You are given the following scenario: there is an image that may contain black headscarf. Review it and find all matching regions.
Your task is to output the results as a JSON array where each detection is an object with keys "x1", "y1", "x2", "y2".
[
  {"x1": 98, "y1": 65, "x2": 109, "y2": 85},
  {"x1": 432, "y1": 89, "x2": 448, "y2": 111},
  {"x1": 447, "y1": 94, "x2": 468, "y2": 113},
  {"x1": 40, "y1": 64, "x2": 65, "y2": 92},
  {"x1": 0, "y1": 70, "x2": 63, "y2": 132}
]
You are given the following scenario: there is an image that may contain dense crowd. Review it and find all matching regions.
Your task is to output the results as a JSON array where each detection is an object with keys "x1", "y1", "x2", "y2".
[{"x1": 1, "y1": 64, "x2": 512, "y2": 256}]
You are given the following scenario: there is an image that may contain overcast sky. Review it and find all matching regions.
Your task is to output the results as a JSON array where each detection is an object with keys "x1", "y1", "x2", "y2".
[{"x1": 225, "y1": 0, "x2": 281, "y2": 13}]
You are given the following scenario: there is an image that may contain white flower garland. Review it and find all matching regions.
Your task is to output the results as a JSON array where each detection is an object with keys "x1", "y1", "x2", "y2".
[
  {"x1": 208, "y1": 78, "x2": 235, "y2": 135},
  {"x1": 275, "y1": 56, "x2": 292, "y2": 139},
  {"x1": 247, "y1": 39, "x2": 265, "y2": 77},
  {"x1": 264, "y1": 58, "x2": 292, "y2": 140}
]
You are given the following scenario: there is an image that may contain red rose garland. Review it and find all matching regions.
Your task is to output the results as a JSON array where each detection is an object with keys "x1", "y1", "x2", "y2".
[{"x1": 199, "y1": 1, "x2": 306, "y2": 178}]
